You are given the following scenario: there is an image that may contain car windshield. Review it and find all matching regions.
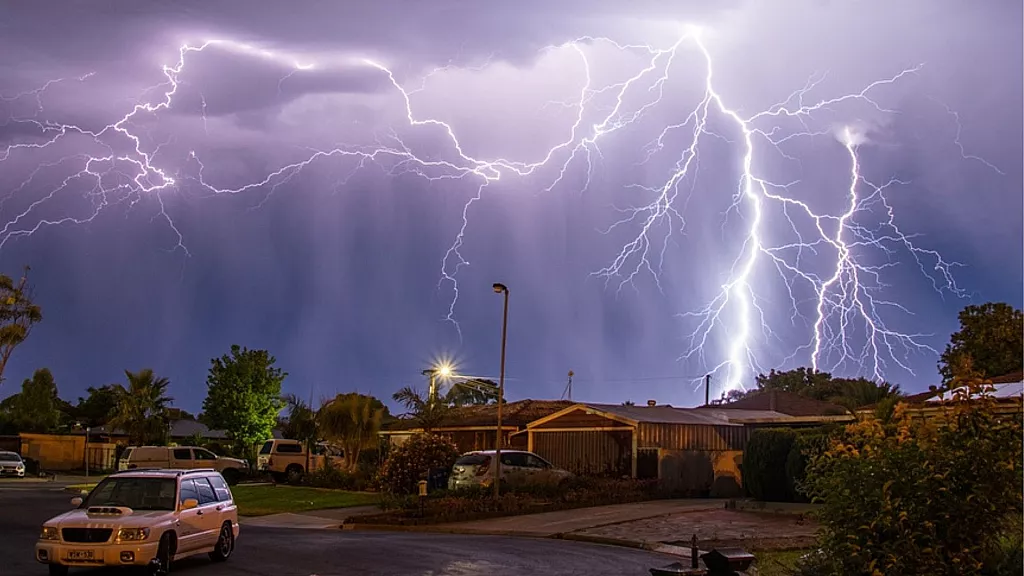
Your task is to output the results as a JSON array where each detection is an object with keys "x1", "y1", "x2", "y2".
[
  {"x1": 0, "y1": 453, "x2": 21, "y2": 462},
  {"x1": 83, "y1": 477, "x2": 177, "y2": 511}
]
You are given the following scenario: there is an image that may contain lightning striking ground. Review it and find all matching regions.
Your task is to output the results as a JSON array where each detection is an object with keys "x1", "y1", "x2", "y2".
[{"x1": 0, "y1": 28, "x2": 1001, "y2": 396}]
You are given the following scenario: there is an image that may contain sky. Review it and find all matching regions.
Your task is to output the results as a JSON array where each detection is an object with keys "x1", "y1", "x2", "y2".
[{"x1": 0, "y1": 0, "x2": 1020, "y2": 414}]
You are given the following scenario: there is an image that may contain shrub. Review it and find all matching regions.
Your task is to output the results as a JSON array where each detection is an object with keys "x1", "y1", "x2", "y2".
[
  {"x1": 785, "y1": 431, "x2": 830, "y2": 502},
  {"x1": 304, "y1": 457, "x2": 374, "y2": 491},
  {"x1": 802, "y1": 381, "x2": 1023, "y2": 575},
  {"x1": 378, "y1": 433, "x2": 459, "y2": 495},
  {"x1": 743, "y1": 428, "x2": 797, "y2": 501}
]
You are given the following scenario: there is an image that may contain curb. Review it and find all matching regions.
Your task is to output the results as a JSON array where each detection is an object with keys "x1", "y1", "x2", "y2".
[{"x1": 341, "y1": 523, "x2": 548, "y2": 538}]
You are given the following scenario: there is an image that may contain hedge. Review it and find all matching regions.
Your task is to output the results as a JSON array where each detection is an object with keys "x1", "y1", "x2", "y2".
[{"x1": 744, "y1": 426, "x2": 837, "y2": 502}]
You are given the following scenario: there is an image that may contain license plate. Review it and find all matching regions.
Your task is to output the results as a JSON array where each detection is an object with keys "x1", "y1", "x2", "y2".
[{"x1": 67, "y1": 550, "x2": 94, "y2": 561}]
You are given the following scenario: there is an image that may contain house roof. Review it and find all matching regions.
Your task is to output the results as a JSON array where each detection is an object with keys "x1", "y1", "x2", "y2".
[
  {"x1": 384, "y1": 399, "x2": 574, "y2": 431},
  {"x1": 582, "y1": 403, "x2": 745, "y2": 426},
  {"x1": 697, "y1": 390, "x2": 849, "y2": 417},
  {"x1": 857, "y1": 371, "x2": 1024, "y2": 411}
]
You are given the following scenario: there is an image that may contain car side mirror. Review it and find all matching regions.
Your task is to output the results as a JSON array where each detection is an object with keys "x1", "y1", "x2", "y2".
[
  {"x1": 181, "y1": 498, "x2": 199, "y2": 510},
  {"x1": 70, "y1": 497, "x2": 83, "y2": 507}
]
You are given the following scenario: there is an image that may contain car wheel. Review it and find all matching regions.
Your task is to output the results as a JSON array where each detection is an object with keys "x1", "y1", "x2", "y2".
[
  {"x1": 285, "y1": 465, "x2": 303, "y2": 484},
  {"x1": 222, "y1": 468, "x2": 240, "y2": 486},
  {"x1": 149, "y1": 532, "x2": 175, "y2": 575},
  {"x1": 208, "y1": 522, "x2": 234, "y2": 562},
  {"x1": 47, "y1": 565, "x2": 68, "y2": 576}
]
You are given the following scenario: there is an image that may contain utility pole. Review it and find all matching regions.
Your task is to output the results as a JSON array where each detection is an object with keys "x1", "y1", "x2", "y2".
[{"x1": 704, "y1": 374, "x2": 711, "y2": 406}]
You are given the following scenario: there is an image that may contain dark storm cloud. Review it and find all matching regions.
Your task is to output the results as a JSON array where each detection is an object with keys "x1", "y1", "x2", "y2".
[{"x1": 0, "y1": 0, "x2": 1019, "y2": 411}]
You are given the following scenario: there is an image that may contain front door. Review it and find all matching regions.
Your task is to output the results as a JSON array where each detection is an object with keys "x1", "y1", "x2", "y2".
[{"x1": 176, "y1": 479, "x2": 205, "y2": 553}]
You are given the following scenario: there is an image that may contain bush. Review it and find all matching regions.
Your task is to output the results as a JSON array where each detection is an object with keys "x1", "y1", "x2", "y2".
[
  {"x1": 304, "y1": 457, "x2": 375, "y2": 491},
  {"x1": 378, "y1": 433, "x2": 459, "y2": 495},
  {"x1": 744, "y1": 428, "x2": 797, "y2": 501},
  {"x1": 802, "y1": 382, "x2": 1023, "y2": 575},
  {"x1": 785, "y1": 432, "x2": 830, "y2": 502}
]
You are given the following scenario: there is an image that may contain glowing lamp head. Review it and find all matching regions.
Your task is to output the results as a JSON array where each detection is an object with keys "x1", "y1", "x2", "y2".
[{"x1": 436, "y1": 364, "x2": 453, "y2": 378}]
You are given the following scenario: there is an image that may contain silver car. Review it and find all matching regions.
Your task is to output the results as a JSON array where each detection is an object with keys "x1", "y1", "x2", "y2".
[
  {"x1": 0, "y1": 451, "x2": 25, "y2": 477},
  {"x1": 448, "y1": 450, "x2": 571, "y2": 490}
]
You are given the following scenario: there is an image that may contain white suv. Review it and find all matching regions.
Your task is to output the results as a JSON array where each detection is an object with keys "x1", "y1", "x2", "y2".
[{"x1": 36, "y1": 469, "x2": 239, "y2": 575}]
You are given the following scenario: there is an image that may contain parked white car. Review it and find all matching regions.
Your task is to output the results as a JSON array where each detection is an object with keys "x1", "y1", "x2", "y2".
[
  {"x1": 448, "y1": 450, "x2": 572, "y2": 490},
  {"x1": 36, "y1": 468, "x2": 239, "y2": 575},
  {"x1": 0, "y1": 450, "x2": 26, "y2": 477},
  {"x1": 117, "y1": 446, "x2": 248, "y2": 485}
]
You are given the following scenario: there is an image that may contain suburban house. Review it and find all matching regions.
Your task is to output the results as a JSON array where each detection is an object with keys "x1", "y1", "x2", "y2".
[
  {"x1": 380, "y1": 399, "x2": 573, "y2": 453},
  {"x1": 523, "y1": 398, "x2": 849, "y2": 497},
  {"x1": 856, "y1": 371, "x2": 1024, "y2": 420}
]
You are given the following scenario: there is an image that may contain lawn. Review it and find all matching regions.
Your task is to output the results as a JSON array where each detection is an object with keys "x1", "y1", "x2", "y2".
[
  {"x1": 230, "y1": 485, "x2": 378, "y2": 516},
  {"x1": 754, "y1": 549, "x2": 811, "y2": 576}
]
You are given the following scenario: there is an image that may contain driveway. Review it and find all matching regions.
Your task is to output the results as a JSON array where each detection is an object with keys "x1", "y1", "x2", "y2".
[{"x1": 0, "y1": 483, "x2": 677, "y2": 576}]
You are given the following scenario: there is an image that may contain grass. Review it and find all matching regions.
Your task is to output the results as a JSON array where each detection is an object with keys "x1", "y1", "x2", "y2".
[
  {"x1": 754, "y1": 549, "x2": 810, "y2": 576},
  {"x1": 230, "y1": 484, "x2": 378, "y2": 516}
]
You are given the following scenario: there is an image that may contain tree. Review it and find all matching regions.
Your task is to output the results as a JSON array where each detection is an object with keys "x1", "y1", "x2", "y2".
[
  {"x1": 748, "y1": 367, "x2": 901, "y2": 410},
  {"x1": 74, "y1": 385, "x2": 119, "y2": 428},
  {"x1": 378, "y1": 433, "x2": 460, "y2": 494},
  {"x1": 280, "y1": 393, "x2": 319, "y2": 472},
  {"x1": 0, "y1": 368, "x2": 63, "y2": 432},
  {"x1": 392, "y1": 386, "x2": 450, "y2": 432},
  {"x1": 939, "y1": 302, "x2": 1023, "y2": 384},
  {"x1": 318, "y1": 393, "x2": 384, "y2": 472},
  {"x1": 108, "y1": 369, "x2": 172, "y2": 445},
  {"x1": 622, "y1": 400, "x2": 636, "y2": 406},
  {"x1": 0, "y1": 267, "x2": 43, "y2": 389},
  {"x1": 444, "y1": 378, "x2": 498, "y2": 407},
  {"x1": 203, "y1": 345, "x2": 286, "y2": 459}
]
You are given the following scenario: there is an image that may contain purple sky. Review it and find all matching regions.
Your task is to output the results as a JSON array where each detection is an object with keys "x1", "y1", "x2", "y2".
[{"x1": 0, "y1": 1, "x2": 1020, "y2": 413}]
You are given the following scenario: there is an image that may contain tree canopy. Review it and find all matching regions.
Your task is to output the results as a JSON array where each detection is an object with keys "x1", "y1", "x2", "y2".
[
  {"x1": 0, "y1": 268, "x2": 42, "y2": 389},
  {"x1": 203, "y1": 345, "x2": 286, "y2": 456},
  {"x1": 108, "y1": 369, "x2": 172, "y2": 445},
  {"x1": 318, "y1": 392, "x2": 385, "y2": 471},
  {"x1": 725, "y1": 367, "x2": 901, "y2": 410},
  {"x1": 73, "y1": 384, "x2": 119, "y2": 428},
  {"x1": 0, "y1": 368, "x2": 63, "y2": 433},
  {"x1": 938, "y1": 302, "x2": 1023, "y2": 384}
]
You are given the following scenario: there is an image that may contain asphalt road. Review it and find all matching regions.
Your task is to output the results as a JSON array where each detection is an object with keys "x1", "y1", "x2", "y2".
[{"x1": 0, "y1": 482, "x2": 674, "y2": 576}]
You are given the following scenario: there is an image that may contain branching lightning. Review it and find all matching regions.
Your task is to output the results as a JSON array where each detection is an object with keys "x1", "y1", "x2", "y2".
[{"x1": 0, "y1": 27, "x2": 1001, "y2": 395}]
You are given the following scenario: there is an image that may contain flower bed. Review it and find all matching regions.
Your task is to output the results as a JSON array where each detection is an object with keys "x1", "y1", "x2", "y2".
[{"x1": 345, "y1": 477, "x2": 696, "y2": 526}]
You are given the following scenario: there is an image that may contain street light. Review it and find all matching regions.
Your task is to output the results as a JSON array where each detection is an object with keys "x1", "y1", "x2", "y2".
[
  {"x1": 422, "y1": 362, "x2": 455, "y2": 403},
  {"x1": 492, "y1": 282, "x2": 509, "y2": 499}
]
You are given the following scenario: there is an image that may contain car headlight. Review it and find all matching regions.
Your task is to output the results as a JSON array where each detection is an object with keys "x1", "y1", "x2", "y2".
[
  {"x1": 40, "y1": 526, "x2": 59, "y2": 541},
  {"x1": 116, "y1": 528, "x2": 150, "y2": 542}
]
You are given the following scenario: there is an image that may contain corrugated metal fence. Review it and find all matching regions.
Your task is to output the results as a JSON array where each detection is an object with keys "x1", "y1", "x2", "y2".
[
  {"x1": 637, "y1": 423, "x2": 749, "y2": 451},
  {"x1": 532, "y1": 430, "x2": 632, "y2": 477}
]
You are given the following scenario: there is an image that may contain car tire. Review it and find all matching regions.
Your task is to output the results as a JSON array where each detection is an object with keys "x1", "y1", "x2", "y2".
[
  {"x1": 47, "y1": 565, "x2": 68, "y2": 576},
  {"x1": 208, "y1": 521, "x2": 234, "y2": 562},
  {"x1": 285, "y1": 465, "x2": 303, "y2": 484},
  {"x1": 149, "y1": 532, "x2": 175, "y2": 575},
  {"x1": 222, "y1": 468, "x2": 240, "y2": 486}
]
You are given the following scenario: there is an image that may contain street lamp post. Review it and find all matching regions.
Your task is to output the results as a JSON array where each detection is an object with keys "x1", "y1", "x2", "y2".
[{"x1": 491, "y1": 282, "x2": 509, "y2": 499}]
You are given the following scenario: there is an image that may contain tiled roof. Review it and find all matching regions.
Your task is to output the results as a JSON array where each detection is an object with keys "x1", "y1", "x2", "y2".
[
  {"x1": 584, "y1": 403, "x2": 743, "y2": 426},
  {"x1": 858, "y1": 371, "x2": 1024, "y2": 411},
  {"x1": 696, "y1": 390, "x2": 849, "y2": 417},
  {"x1": 385, "y1": 399, "x2": 574, "y2": 431}
]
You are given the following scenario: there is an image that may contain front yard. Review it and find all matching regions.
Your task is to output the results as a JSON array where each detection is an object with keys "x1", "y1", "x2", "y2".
[{"x1": 230, "y1": 484, "x2": 378, "y2": 516}]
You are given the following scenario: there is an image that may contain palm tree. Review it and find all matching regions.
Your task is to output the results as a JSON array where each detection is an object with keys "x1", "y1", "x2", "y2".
[
  {"x1": 319, "y1": 393, "x2": 384, "y2": 471},
  {"x1": 392, "y1": 386, "x2": 449, "y2": 432},
  {"x1": 829, "y1": 379, "x2": 903, "y2": 413},
  {"x1": 107, "y1": 369, "x2": 172, "y2": 445},
  {"x1": 281, "y1": 393, "x2": 319, "y2": 472}
]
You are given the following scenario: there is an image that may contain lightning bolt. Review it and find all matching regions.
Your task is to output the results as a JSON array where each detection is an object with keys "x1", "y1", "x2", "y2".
[{"x1": 0, "y1": 27, "x2": 1001, "y2": 395}]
